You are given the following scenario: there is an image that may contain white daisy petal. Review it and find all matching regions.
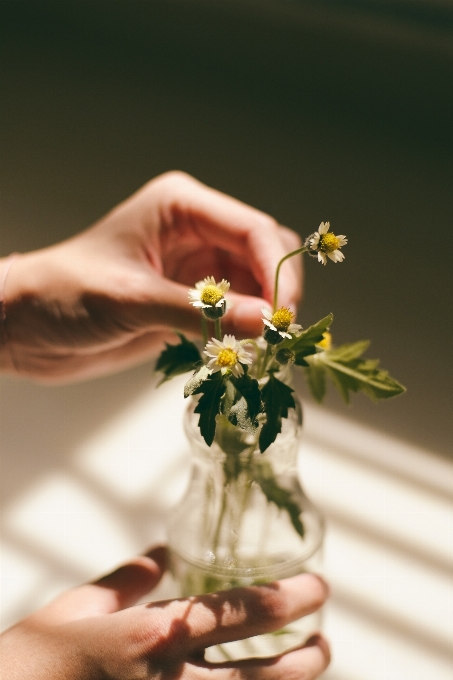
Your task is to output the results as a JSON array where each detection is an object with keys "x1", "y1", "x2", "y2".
[
  {"x1": 263, "y1": 319, "x2": 277, "y2": 331},
  {"x1": 309, "y1": 233, "x2": 320, "y2": 248},
  {"x1": 318, "y1": 252, "x2": 327, "y2": 265},
  {"x1": 318, "y1": 222, "x2": 330, "y2": 234}
]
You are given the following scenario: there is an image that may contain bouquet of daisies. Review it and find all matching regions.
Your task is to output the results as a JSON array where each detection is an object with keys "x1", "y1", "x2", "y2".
[{"x1": 156, "y1": 222, "x2": 405, "y2": 455}]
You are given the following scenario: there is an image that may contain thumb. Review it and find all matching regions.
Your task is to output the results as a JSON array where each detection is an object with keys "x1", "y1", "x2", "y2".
[
  {"x1": 221, "y1": 293, "x2": 268, "y2": 338},
  {"x1": 38, "y1": 547, "x2": 168, "y2": 623}
]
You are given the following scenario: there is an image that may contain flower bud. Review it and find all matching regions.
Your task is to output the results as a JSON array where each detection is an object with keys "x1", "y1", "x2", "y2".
[
  {"x1": 202, "y1": 299, "x2": 227, "y2": 320},
  {"x1": 263, "y1": 327, "x2": 285, "y2": 345},
  {"x1": 276, "y1": 348, "x2": 296, "y2": 365}
]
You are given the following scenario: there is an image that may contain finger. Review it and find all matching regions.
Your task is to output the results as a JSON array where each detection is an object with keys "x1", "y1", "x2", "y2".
[
  {"x1": 128, "y1": 573, "x2": 328, "y2": 657},
  {"x1": 147, "y1": 172, "x2": 302, "y2": 306},
  {"x1": 41, "y1": 547, "x2": 168, "y2": 622},
  {"x1": 192, "y1": 634, "x2": 330, "y2": 680},
  {"x1": 91, "y1": 546, "x2": 168, "y2": 611},
  {"x1": 23, "y1": 330, "x2": 184, "y2": 383},
  {"x1": 185, "y1": 573, "x2": 329, "y2": 652},
  {"x1": 278, "y1": 225, "x2": 304, "y2": 307}
]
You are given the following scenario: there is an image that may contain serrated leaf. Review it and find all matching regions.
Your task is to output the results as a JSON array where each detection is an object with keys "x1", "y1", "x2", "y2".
[
  {"x1": 255, "y1": 460, "x2": 304, "y2": 537},
  {"x1": 326, "y1": 340, "x2": 369, "y2": 363},
  {"x1": 193, "y1": 372, "x2": 227, "y2": 446},
  {"x1": 184, "y1": 365, "x2": 211, "y2": 397},
  {"x1": 155, "y1": 332, "x2": 201, "y2": 385},
  {"x1": 319, "y1": 346, "x2": 406, "y2": 403},
  {"x1": 231, "y1": 373, "x2": 262, "y2": 423},
  {"x1": 280, "y1": 314, "x2": 333, "y2": 366},
  {"x1": 305, "y1": 360, "x2": 327, "y2": 403},
  {"x1": 259, "y1": 374, "x2": 296, "y2": 452}
]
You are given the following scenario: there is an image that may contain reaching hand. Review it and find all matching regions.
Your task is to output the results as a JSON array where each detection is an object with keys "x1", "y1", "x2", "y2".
[
  {"x1": 1, "y1": 172, "x2": 302, "y2": 381},
  {"x1": 1, "y1": 547, "x2": 330, "y2": 680}
]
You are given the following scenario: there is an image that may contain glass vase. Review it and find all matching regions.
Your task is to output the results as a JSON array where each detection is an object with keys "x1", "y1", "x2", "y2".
[{"x1": 167, "y1": 396, "x2": 325, "y2": 661}]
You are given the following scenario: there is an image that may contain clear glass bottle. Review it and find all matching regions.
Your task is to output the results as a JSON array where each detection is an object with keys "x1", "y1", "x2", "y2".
[{"x1": 167, "y1": 396, "x2": 325, "y2": 661}]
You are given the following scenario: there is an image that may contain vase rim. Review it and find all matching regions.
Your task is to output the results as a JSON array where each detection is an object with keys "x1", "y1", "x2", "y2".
[{"x1": 169, "y1": 532, "x2": 324, "y2": 581}]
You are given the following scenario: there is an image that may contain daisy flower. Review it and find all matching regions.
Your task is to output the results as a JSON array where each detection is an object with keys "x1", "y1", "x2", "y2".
[
  {"x1": 305, "y1": 222, "x2": 347, "y2": 265},
  {"x1": 262, "y1": 307, "x2": 302, "y2": 345},
  {"x1": 204, "y1": 335, "x2": 253, "y2": 377},
  {"x1": 188, "y1": 276, "x2": 230, "y2": 319}
]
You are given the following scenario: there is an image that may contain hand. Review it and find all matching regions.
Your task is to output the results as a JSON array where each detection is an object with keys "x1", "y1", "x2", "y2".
[
  {"x1": 1, "y1": 172, "x2": 302, "y2": 381},
  {"x1": 1, "y1": 547, "x2": 330, "y2": 680}
]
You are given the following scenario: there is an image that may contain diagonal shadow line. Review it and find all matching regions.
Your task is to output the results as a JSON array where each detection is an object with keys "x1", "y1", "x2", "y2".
[
  {"x1": 1, "y1": 527, "x2": 90, "y2": 586},
  {"x1": 67, "y1": 463, "x2": 187, "y2": 544},
  {"x1": 303, "y1": 431, "x2": 453, "y2": 503},
  {"x1": 323, "y1": 506, "x2": 453, "y2": 580},
  {"x1": 331, "y1": 585, "x2": 453, "y2": 663}
]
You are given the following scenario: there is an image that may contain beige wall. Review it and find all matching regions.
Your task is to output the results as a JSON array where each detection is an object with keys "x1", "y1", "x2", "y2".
[{"x1": 1, "y1": 3, "x2": 452, "y2": 677}]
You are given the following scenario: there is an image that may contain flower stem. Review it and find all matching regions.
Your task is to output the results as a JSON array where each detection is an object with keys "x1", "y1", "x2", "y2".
[
  {"x1": 273, "y1": 246, "x2": 308, "y2": 313},
  {"x1": 215, "y1": 318, "x2": 222, "y2": 340},
  {"x1": 201, "y1": 316, "x2": 208, "y2": 346},
  {"x1": 212, "y1": 486, "x2": 229, "y2": 555},
  {"x1": 259, "y1": 343, "x2": 272, "y2": 379}
]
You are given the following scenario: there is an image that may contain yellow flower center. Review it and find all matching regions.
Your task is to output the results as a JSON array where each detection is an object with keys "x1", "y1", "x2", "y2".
[
  {"x1": 318, "y1": 233, "x2": 340, "y2": 253},
  {"x1": 201, "y1": 285, "x2": 224, "y2": 306},
  {"x1": 271, "y1": 307, "x2": 293, "y2": 332},
  {"x1": 317, "y1": 331, "x2": 332, "y2": 350},
  {"x1": 216, "y1": 348, "x2": 238, "y2": 368}
]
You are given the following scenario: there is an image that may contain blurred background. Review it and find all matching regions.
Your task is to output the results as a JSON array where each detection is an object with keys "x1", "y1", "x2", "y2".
[{"x1": 1, "y1": 2, "x2": 452, "y2": 678}]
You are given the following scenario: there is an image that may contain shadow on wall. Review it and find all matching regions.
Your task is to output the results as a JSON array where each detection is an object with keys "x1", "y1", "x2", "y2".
[
  {"x1": 1, "y1": 372, "x2": 452, "y2": 679},
  {"x1": 1, "y1": 0, "x2": 452, "y2": 458}
]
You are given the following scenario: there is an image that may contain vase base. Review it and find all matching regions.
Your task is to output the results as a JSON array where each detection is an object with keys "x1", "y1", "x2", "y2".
[{"x1": 205, "y1": 611, "x2": 322, "y2": 662}]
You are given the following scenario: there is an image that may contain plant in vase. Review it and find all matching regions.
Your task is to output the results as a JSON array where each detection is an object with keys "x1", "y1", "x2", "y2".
[{"x1": 155, "y1": 222, "x2": 405, "y2": 660}]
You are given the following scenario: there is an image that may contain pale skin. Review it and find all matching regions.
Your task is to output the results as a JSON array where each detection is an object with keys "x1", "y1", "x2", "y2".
[
  {"x1": 1, "y1": 173, "x2": 329, "y2": 678},
  {"x1": 0, "y1": 171, "x2": 302, "y2": 381},
  {"x1": 1, "y1": 548, "x2": 330, "y2": 680}
]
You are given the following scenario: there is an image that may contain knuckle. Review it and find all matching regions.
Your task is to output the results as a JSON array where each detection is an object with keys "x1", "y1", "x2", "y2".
[{"x1": 156, "y1": 170, "x2": 194, "y2": 187}]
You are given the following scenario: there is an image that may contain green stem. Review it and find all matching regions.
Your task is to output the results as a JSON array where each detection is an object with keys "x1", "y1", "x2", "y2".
[
  {"x1": 259, "y1": 343, "x2": 272, "y2": 379},
  {"x1": 215, "y1": 318, "x2": 222, "y2": 340},
  {"x1": 230, "y1": 447, "x2": 256, "y2": 560},
  {"x1": 211, "y1": 486, "x2": 229, "y2": 555},
  {"x1": 201, "y1": 316, "x2": 208, "y2": 346},
  {"x1": 273, "y1": 246, "x2": 308, "y2": 312}
]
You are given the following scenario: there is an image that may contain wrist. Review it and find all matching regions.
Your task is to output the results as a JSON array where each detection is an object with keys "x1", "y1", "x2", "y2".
[
  {"x1": 0, "y1": 248, "x2": 73, "y2": 378},
  {"x1": 0, "y1": 253, "x2": 20, "y2": 373}
]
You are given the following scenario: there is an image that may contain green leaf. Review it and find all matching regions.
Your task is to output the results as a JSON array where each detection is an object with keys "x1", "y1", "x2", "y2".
[
  {"x1": 184, "y1": 365, "x2": 211, "y2": 398},
  {"x1": 155, "y1": 332, "x2": 201, "y2": 385},
  {"x1": 318, "y1": 343, "x2": 406, "y2": 403},
  {"x1": 305, "y1": 360, "x2": 327, "y2": 403},
  {"x1": 231, "y1": 373, "x2": 262, "y2": 424},
  {"x1": 255, "y1": 460, "x2": 304, "y2": 538},
  {"x1": 259, "y1": 374, "x2": 296, "y2": 452},
  {"x1": 229, "y1": 397, "x2": 258, "y2": 435},
  {"x1": 280, "y1": 314, "x2": 333, "y2": 366},
  {"x1": 221, "y1": 380, "x2": 236, "y2": 417},
  {"x1": 193, "y1": 372, "x2": 227, "y2": 446},
  {"x1": 326, "y1": 340, "x2": 369, "y2": 363}
]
